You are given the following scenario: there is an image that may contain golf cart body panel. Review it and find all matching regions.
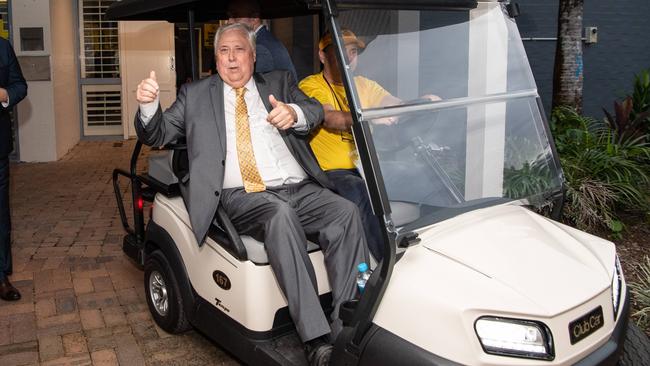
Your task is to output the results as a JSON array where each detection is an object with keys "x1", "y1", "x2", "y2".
[
  {"x1": 373, "y1": 204, "x2": 626, "y2": 365},
  {"x1": 109, "y1": 0, "x2": 643, "y2": 365},
  {"x1": 417, "y1": 204, "x2": 613, "y2": 313},
  {"x1": 151, "y1": 193, "x2": 331, "y2": 333}
]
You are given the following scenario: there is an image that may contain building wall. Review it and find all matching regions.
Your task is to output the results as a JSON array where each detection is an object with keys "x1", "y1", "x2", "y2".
[
  {"x1": 517, "y1": 0, "x2": 650, "y2": 118},
  {"x1": 51, "y1": 0, "x2": 80, "y2": 158},
  {"x1": 13, "y1": 0, "x2": 56, "y2": 161},
  {"x1": 12, "y1": 0, "x2": 80, "y2": 162}
]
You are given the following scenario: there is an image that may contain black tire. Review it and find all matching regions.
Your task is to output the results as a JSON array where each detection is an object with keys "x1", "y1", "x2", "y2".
[
  {"x1": 144, "y1": 250, "x2": 191, "y2": 333},
  {"x1": 618, "y1": 323, "x2": 650, "y2": 366}
]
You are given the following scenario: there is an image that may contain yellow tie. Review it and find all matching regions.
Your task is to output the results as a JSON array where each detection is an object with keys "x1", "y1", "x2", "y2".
[{"x1": 235, "y1": 87, "x2": 266, "y2": 192}]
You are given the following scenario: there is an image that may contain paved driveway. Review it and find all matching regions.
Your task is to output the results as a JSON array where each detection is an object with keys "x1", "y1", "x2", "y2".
[{"x1": 0, "y1": 140, "x2": 240, "y2": 366}]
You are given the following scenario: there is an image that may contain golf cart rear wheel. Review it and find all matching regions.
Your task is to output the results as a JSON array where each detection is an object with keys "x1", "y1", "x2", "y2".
[
  {"x1": 618, "y1": 323, "x2": 650, "y2": 366},
  {"x1": 144, "y1": 250, "x2": 190, "y2": 333}
]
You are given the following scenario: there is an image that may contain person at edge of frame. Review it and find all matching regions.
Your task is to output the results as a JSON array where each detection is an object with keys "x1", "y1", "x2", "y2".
[
  {"x1": 0, "y1": 36, "x2": 27, "y2": 302},
  {"x1": 227, "y1": 0, "x2": 298, "y2": 80}
]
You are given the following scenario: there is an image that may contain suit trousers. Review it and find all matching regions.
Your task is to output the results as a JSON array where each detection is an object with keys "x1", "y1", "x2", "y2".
[
  {"x1": 0, "y1": 156, "x2": 12, "y2": 280},
  {"x1": 325, "y1": 169, "x2": 384, "y2": 262},
  {"x1": 220, "y1": 181, "x2": 368, "y2": 342}
]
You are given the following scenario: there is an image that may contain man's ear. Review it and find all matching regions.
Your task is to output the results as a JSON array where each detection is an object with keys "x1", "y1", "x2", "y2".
[{"x1": 318, "y1": 49, "x2": 326, "y2": 65}]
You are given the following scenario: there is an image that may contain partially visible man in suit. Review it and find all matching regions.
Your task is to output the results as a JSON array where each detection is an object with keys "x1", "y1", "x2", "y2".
[
  {"x1": 227, "y1": 0, "x2": 298, "y2": 81},
  {"x1": 0, "y1": 37, "x2": 27, "y2": 302},
  {"x1": 135, "y1": 23, "x2": 367, "y2": 366}
]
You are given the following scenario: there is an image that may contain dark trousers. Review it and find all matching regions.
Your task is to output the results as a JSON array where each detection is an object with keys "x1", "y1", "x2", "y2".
[
  {"x1": 0, "y1": 156, "x2": 11, "y2": 280},
  {"x1": 220, "y1": 181, "x2": 368, "y2": 342},
  {"x1": 325, "y1": 169, "x2": 384, "y2": 262}
]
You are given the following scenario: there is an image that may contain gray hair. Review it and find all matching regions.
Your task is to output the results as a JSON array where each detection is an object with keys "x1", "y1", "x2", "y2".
[{"x1": 214, "y1": 23, "x2": 256, "y2": 54}]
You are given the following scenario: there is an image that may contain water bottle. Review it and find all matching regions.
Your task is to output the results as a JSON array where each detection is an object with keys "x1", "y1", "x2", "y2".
[{"x1": 356, "y1": 262, "x2": 372, "y2": 294}]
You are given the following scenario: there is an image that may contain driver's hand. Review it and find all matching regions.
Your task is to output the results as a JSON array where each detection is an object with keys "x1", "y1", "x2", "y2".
[
  {"x1": 421, "y1": 94, "x2": 442, "y2": 102},
  {"x1": 372, "y1": 116, "x2": 399, "y2": 125}
]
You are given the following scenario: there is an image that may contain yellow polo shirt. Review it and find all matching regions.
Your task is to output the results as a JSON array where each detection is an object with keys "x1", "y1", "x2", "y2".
[{"x1": 299, "y1": 72, "x2": 390, "y2": 171}]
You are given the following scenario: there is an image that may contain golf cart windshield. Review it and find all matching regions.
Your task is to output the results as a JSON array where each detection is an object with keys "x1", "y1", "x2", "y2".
[{"x1": 335, "y1": 3, "x2": 564, "y2": 230}]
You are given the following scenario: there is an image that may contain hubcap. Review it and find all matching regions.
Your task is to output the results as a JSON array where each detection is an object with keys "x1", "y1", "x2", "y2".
[{"x1": 149, "y1": 270, "x2": 169, "y2": 317}]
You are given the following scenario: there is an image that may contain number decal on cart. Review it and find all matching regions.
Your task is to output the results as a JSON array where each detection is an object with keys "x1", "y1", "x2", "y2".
[{"x1": 213, "y1": 270, "x2": 232, "y2": 290}]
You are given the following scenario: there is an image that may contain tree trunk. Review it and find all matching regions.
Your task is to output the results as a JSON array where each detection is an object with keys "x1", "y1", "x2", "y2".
[{"x1": 552, "y1": 0, "x2": 584, "y2": 113}]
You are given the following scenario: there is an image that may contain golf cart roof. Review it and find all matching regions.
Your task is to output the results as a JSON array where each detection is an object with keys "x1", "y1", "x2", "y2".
[{"x1": 105, "y1": 0, "x2": 477, "y2": 22}]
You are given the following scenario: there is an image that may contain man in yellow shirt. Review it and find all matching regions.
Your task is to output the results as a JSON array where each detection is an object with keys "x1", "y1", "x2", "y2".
[
  {"x1": 301, "y1": 30, "x2": 451, "y2": 261},
  {"x1": 299, "y1": 30, "x2": 404, "y2": 261}
]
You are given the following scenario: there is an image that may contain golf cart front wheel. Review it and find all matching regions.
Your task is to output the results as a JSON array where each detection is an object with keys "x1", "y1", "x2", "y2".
[
  {"x1": 618, "y1": 322, "x2": 650, "y2": 365},
  {"x1": 144, "y1": 250, "x2": 190, "y2": 333}
]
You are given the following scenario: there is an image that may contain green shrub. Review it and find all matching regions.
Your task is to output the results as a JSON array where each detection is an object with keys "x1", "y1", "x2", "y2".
[
  {"x1": 631, "y1": 70, "x2": 650, "y2": 129},
  {"x1": 551, "y1": 107, "x2": 650, "y2": 231}
]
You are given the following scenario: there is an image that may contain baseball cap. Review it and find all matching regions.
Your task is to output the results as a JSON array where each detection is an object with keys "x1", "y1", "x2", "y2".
[{"x1": 318, "y1": 29, "x2": 366, "y2": 51}]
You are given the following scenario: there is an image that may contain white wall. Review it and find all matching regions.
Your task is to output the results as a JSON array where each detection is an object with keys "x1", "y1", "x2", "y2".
[
  {"x1": 51, "y1": 0, "x2": 80, "y2": 158},
  {"x1": 12, "y1": 0, "x2": 80, "y2": 162},
  {"x1": 13, "y1": 0, "x2": 57, "y2": 162},
  {"x1": 119, "y1": 21, "x2": 176, "y2": 138}
]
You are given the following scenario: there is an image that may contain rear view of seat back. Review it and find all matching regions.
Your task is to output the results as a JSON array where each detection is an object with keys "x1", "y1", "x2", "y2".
[{"x1": 148, "y1": 150, "x2": 178, "y2": 186}]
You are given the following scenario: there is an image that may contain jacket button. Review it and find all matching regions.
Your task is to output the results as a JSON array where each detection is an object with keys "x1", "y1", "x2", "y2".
[
  {"x1": 214, "y1": 191, "x2": 220, "y2": 197},
  {"x1": 221, "y1": 160, "x2": 225, "y2": 166}
]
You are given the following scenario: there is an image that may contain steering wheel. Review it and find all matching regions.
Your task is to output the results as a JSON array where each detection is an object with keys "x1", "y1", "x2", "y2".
[{"x1": 371, "y1": 101, "x2": 439, "y2": 153}]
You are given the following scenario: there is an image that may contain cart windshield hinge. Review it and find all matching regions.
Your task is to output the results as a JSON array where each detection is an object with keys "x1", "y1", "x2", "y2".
[{"x1": 397, "y1": 232, "x2": 420, "y2": 248}]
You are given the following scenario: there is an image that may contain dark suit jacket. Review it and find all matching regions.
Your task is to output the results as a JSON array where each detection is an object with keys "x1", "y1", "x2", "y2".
[
  {"x1": 0, "y1": 38, "x2": 27, "y2": 157},
  {"x1": 135, "y1": 70, "x2": 327, "y2": 245},
  {"x1": 255, "y1": 26, "x2": 297, "y2": 82}
]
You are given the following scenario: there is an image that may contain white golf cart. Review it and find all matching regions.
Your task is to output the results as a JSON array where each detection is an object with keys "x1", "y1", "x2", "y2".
[{"x1": 112, "y1": 0, "x2": 650, "y2": 365}]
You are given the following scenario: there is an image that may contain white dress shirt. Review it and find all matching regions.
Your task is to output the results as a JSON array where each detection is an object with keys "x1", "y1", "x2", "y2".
[{"x1": 139, "y1": 77, "x2": 309, "y2": 188}]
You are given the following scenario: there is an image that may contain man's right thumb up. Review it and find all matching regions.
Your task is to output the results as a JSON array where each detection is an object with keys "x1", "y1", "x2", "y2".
[{"x1": 149, "y1": 70, "x2": 157, "y2": 81}]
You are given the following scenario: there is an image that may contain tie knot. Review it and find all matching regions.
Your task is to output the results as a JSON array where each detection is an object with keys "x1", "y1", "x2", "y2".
[{"x1": 235, "y1": 87, "x2": 247, "y2": 98}]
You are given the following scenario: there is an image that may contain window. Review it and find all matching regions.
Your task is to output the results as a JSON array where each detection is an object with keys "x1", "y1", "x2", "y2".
[
  {"x1": 79, "y1": 0, "x2": 119, "y2": 79},
  {"x1": 79, "y1": 0, "x2": 122, "y2": 136}
]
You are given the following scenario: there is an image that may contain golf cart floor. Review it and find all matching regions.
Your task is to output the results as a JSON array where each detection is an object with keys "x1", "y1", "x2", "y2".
[{"x1": 256, "y1": 331, "x2": 309, "y2": 366}]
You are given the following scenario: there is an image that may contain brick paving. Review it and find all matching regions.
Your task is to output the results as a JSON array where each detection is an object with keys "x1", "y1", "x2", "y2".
[{"x1": 1, "y1": 140, "x2": 240, "y2": 366}]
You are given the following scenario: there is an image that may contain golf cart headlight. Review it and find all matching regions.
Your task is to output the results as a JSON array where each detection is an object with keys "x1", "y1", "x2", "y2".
[
  {"x1": 612, "y1": 255, "x2": 623, "y2": 318},
  {"x1": 475, "y1": 317, "x2": 554, "y2": 360}
]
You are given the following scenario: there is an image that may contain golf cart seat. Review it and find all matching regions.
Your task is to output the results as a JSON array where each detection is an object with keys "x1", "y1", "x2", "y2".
[{"x1": 147, "y1": 148, "x2": 320, "y2": 265}]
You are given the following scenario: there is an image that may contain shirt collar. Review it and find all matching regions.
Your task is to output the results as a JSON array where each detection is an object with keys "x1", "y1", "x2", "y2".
[{"x1": 224, "y1": 77, "x2": 257, "y2": 96}]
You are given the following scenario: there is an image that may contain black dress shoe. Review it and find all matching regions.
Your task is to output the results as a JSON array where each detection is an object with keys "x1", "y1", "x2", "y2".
[
  {"x1": 305, "y1": 337, "x2": 333, "y2": 366},
  {"x1": 0, "y1": 277, "x2": 21, "y2": 301}
]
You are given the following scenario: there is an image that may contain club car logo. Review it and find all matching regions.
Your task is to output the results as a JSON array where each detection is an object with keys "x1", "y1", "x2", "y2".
[
  {"x1": 212, "y1": 270, "x2": 231, "y2": 290},
  {"x1": 569, "y1": 306, "x2": 604, "y2": 344}
]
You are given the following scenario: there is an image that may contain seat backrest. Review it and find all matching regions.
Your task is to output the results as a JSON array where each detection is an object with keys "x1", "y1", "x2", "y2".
[
  {"x1": 170, "y1": 138, "x2": 189, "y2": 182},
  {"x1": 147, "y1": 150, "x2": 178, "y2": 186}
]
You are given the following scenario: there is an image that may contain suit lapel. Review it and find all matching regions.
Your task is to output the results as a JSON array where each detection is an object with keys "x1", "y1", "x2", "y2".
[
  {"x1": 254, "y1": 73, "x2": 273, "y2": 112},
  {"x1": 254, "y1": 73, "x2": 299, "y2": 156},
  {"x1": 209, "y1": 76, "x2": 227, "y2": 156}
]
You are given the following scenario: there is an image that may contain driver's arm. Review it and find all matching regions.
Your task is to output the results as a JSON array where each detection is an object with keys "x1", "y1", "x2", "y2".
[
  {"x1": 380, "y1": 94, "x2": 402, "y2": 107},
  {"x1": 323, "y1": 103, "x2": 354, "y2": 131}
]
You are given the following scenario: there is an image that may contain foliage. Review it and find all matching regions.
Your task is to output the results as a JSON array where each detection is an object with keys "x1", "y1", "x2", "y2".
[
  {"x1": 603, "y1": 70, "x2": 650, "y2": 143},
  {"x1": 551, "y1": 107, "x2": 650, "y2": 232},
  {"x1": 629, "y1": 256, "x2": 650, "y2": 330},
  {"x1": 631, "y1": 70, "x2": 650, "y2": 125},
  {"x1": 503, "y1": 157, "x2": 553, "y2": 199}
]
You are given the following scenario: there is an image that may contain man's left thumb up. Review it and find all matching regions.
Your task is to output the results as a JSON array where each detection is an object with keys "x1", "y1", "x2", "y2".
[{"x1": 269, "y1": 94, "x2": 282, "y2": 108}]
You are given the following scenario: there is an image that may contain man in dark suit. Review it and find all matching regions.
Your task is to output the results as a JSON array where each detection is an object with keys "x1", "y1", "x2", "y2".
[
  {"x1": 0, "y1": 37, "x2": 27, "y2": 302},
  {"x1": 227, "y1": 0, "x2": 298, "y2": 81},
  {"x1": 135, "y1": 23, "x2": 367, "y2": 366}
]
